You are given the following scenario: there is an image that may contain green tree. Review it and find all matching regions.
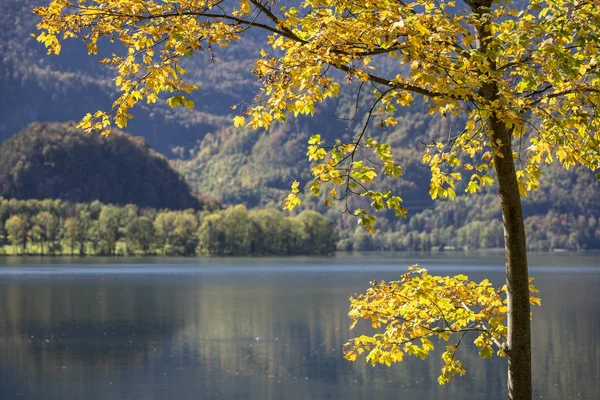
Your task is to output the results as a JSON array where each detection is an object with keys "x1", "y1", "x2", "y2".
[
  {"x1": 34, "y1": 1, "x2": 600, "y2": 398},
  {"x1": 98, "y1": 205, "x2": 122, "y2": 255},
  {"x1": 248, "y1": 208, "x2": 292, "y2": 254},
  {"x1": 86, "y1": 220, "x2": 103, "y2": 255},
  {"x1": 64, "y1": 211, "x2": 92, "y2": 255},
  {"x1": 63, "y1": 217, "x2": 78, "y2": 255},
  {"x1": 76, "y1": 211, "x2": 92, "y2": 255},
  {"x1": 125, "y1": 216, "x2": 155, "y2": 255},
  {"x1": 172, "y1": 211, "x2": 199, "y2": 255},
  {"x1": 153, "y1": 211, "x2": 178, "y2": 255},
  {"x1": 225, "y1": 205, "x2": 260, "y2": 255},
  {"x1": 31, "y1": 211, "x2": 60, "y2": 255},
  {"x1": 293, "y1": 210, "x2": 337, "y2": 255},
  {"x1": 5, "y1": 214, "x2": 28, "y2": 254},
  {"x1": 152, "y1": 210, "x2": 200, "y2": 255},
  {"x1": 196, "y1": 206, "x2": 254, "y2": 256},
  {"x1": 0, "y1": 219, "x2": 5, "y2": 247},
  {"x1": 196, "y1": 213, "x2": 226, "y2": 256}
]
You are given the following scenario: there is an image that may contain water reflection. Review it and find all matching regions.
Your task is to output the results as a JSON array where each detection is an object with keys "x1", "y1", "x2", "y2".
[{"x1": 0, "y1": 255, "x2": 598, "y2": 400}]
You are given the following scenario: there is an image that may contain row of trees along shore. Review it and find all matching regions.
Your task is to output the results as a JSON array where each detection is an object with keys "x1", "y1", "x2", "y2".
[
  {"x1": 3, "y1": 197, "x2": 597, "y2": 256},
  {"x1": 341, "y1": 212, "x2": 600, "y2": 252},
  {"x1": 0, "y1": 198, "x2": 336, "y2": 256}
]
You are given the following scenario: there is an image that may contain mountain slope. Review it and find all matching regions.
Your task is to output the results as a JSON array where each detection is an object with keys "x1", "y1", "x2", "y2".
[{"x1": 0, "y1": 122, "x2": 210, "y2": 210}]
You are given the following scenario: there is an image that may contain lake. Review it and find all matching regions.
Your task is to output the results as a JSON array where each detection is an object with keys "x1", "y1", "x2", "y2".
[{"x1": 0, "y1": 252, "x2": 598, "y2": 400}]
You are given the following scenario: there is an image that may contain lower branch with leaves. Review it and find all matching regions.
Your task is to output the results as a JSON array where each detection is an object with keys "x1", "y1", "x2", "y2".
[{"x1": 343, "y1": 265, "x2": 541, "y2": 385}]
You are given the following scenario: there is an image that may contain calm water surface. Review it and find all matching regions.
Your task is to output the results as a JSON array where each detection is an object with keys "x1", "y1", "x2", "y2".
[{"x1": 0, "y1": 253, "x2": 598, "y2": 400}]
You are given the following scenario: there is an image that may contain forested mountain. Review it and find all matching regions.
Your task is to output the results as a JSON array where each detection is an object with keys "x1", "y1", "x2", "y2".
[
  {"x1": 0, "y1": 122, "x2": 213, "y2": 210},
  {"x1": 1, "y1": 0, "x2": 598, "y2": 251},
  {"x1": 173, "y1": 105, "x2": 600, "y2": 251},
  {"x1": 0, "y1": 0, "x2": 260, "y2": 153}
]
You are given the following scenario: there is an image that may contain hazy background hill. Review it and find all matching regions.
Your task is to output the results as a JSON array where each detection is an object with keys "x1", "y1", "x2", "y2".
[{"x1": 0, "y1": 0, "x2": 598, "y2": 251}]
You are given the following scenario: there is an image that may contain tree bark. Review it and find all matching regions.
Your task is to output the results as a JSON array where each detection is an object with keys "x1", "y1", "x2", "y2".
[
  {"x1": 469, "y1": 1, "x2": 532, "y2": 398},
  {"x1": 490, "y1": 116, "x2": 532, "y2": 400}
]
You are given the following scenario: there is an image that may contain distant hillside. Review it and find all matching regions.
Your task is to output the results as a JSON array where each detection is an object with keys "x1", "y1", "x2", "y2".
[
  {"x1": 0, "y1": 122, "x2": 212, "y2": 210},
  {"x1": 172, "y1": 106, "x2": 600, "y2": 251},
  {"x1": 0, "y1": 0, "x2": 259, "y2": 153}
]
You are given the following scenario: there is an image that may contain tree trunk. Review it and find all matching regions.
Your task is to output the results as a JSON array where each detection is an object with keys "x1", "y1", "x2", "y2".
[
  {"x1": 489, "y1": 117, "x2": 532, "y2": 400},
  {"x1": 22, "y1": 232, "x2": 27, "y2": 255},
  {"x1": 470, "y1": 1, "x2": 532, "y2": 398}
]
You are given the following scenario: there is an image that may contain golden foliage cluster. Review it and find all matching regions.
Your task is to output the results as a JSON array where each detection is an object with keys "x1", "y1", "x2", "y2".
[{"x1": 343, "y1": 266, "x2": 541, "y2": 384}]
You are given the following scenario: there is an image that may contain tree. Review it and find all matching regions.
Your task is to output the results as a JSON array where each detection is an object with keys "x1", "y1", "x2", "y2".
[
  {"x1": 76, "y1": 211, "x2": 92, "y2": 255},
  {"x1": 124, "y1": 216, "x2": 155, "y2": 254},
  {"x1": 97, "y1": 205, "x2": 122, "y2": 255},
  {"x1": 248, "y1": 208, "x2": 292, "y2": 254},
  {"x1": 31, "y1": 211, "x2": 60, "y2": 255},
  {"x1": 63, "y1": 217, "x2": 78, "y2": 255},
  {"x1": 196, "y1": 213, "x2": 226, "y2": 256},
  {"x1": 34, "y1": 1, "x2": 600, "y2": 398},
  {"x1": 218, "y1": 205, "x2": 253, "y2": 255},
  {"x1": 153, "y1": 211, "x2": 178, "y2": 255},
  {"x1": 172, "y1": 211, "x2": 200, "y2": 255},
  {"x1": 196, "y1": 207, "x2": 256, "y2": 255},
  {"x1": 293, "y1": 210, "x2": 337, "y2": 255},
  {"x1": 5, "y1": 214, "x2": 28, "y2": 254},
  {"x1": 64, "y1": 211, "x2": 92, "y2": 255},
  {"x1": 86, "y1": 220, "x2": 103, "y2": 255}
]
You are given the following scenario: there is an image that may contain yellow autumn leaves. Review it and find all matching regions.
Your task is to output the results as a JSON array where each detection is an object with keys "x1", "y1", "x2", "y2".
[
  {"x1": 343, "y1": 265, "x2": 541, "y2": 384},
  {"x1": 283, "y1": 134, "x2": 407, "y2": 233}
]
